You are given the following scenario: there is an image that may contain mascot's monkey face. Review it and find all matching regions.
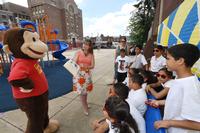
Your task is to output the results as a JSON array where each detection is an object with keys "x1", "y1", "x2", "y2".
[
  {"x1": 3, "y1": 28, "x2": 48, "y2": 59},
  {"x1": 21, "y1": 31, "x2": 48, "y2": 59}
]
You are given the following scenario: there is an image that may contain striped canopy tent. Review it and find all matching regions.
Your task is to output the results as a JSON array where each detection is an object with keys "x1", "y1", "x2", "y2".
[{"x1": 157, "y1": 0, "x2": 200, "y2": 78}]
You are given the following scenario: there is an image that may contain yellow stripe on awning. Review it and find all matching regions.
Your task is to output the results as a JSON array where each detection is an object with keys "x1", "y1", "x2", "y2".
[
  {"x1": 160, "y1": 26, "x2": 170, "y2": 47},
  {"x1": 177, "y1": 40, "x2": 182, "y2": 44},
  {"x1": 171, "y1": 0, "x2": 196, "y2": 36},
  {"x1": 189, "y1": 23, "x2": 200, "y2": 45},
  {"x1": 163, "y1": 17, "x2": 169, "y2": 26}
]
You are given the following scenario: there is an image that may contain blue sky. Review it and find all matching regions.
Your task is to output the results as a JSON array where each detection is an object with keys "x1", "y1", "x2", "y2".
[
  {"x1": 2, "y1": 0, "x2": 137, "y2": 37},
  {"x1": 77, "y1": 0, "x2": 134, "y2": 17},
  {"x1": 76, "y1": 0, "x2": 137, "y2": 36}
]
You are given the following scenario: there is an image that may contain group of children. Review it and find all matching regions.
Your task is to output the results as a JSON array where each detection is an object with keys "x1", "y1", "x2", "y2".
[{"x1": 92, "y1": 43, "x2": 200, "y2": 133}]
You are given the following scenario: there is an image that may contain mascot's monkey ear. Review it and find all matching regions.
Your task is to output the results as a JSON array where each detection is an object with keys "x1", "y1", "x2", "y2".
[{"x1": 3, "y1": 44, "x2": 12, "y2": 54}]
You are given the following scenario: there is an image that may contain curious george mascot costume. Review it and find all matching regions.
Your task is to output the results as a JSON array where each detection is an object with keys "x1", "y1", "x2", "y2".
[{"x1": 3, "y1": 28, "x2": 59, "y2": 133}]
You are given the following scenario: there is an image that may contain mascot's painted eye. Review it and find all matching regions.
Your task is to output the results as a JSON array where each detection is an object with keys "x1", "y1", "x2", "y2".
[{"x1": 32, "y1": 37, "x2": 36, "y2": 42}]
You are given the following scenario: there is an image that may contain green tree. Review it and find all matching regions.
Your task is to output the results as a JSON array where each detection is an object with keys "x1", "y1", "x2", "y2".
[{"x1": 128, "y1": 0, "x2": 156, "y2": 46}]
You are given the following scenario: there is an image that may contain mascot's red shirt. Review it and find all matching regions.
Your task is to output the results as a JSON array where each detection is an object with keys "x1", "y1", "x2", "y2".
[{"x1": 8, "y1": 58, "x2": 48, "y2": 99}]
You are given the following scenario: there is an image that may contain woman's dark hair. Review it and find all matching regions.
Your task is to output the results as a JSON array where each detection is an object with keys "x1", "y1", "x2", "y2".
[
  {"x1": 159, "y1": 68, "x2": 173, "y2": 78},
  {"x1": 139, "y1": 70, "x2": 157, "y2": 84},
  {"x1": 104, "y1": 96, "x2": 139, "y2": 133},
  {"x1": 167, "y1": 44, "x2": 199, "y2": 67},
  {"x1": 113, "y1": 83, "x2": 129, "y2": 100},
  {"x1": 130, "y1": 74, "x2": 144, "y2": 86},
  {"x1": 84, "y1": 39, "x2": 93, "y2": 54}
]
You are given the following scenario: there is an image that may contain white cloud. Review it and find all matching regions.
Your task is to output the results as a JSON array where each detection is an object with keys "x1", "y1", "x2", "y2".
[
  {"x1": 84, "y1": 2, "x2": 136, "y2": 37},
  {"x1": 74, "y1": 0, "x2": 83, "y2": 5},
  {"x1": 4, "y1": 0, "x2": 28, "y2": 7}
]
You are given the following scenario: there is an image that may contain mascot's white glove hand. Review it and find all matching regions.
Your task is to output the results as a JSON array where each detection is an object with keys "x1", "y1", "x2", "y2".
[{"x1": 19, "y1": 87, "x2": 33, "y2": 93}]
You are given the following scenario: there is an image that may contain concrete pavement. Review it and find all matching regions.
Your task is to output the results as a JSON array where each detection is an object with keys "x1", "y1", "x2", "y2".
[{"x1": 0, "y1": 49, "x2": 115, "y2": 133}]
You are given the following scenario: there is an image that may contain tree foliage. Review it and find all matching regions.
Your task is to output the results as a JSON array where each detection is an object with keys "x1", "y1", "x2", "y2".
[{"x1": 128, "y1": 0, "x2": 156, "y2": 45}]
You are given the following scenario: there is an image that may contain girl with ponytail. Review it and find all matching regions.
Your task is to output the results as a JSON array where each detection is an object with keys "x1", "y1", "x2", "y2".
[{"x1": 93, "y1": 96, "x2": 138, "y2": 133}]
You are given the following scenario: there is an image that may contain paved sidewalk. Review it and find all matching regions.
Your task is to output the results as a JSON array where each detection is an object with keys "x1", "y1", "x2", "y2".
[{"x1": 0, "y1": 49, "x2": 115, "y2": 133}]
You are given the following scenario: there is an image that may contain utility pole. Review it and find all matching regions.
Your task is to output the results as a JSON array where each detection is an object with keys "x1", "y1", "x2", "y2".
[{"x1": 159, "y1": 0, "x2": 164, "y2": 24}]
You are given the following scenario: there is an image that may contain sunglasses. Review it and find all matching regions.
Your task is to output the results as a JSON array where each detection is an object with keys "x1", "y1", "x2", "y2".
[
  {"x1": 153, "y1": 49, "x2": 160, "y2": 52},
  {"x1": 156, "y1": 73, "x2": 167, "y2": 79}
]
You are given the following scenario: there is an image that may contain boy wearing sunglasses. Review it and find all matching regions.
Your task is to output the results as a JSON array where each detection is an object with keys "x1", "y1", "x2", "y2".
[
  {"x1": 150, "y1": 45, "x2": 166, "y2": 74},
  {"x1": 150, "y1": 44, "x2": 200, "y2": 133}
]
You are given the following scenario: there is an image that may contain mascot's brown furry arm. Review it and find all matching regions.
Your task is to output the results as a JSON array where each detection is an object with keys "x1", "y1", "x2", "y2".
[{"x1": 3, "y1": 28, "x2": 59, "y2": 133}]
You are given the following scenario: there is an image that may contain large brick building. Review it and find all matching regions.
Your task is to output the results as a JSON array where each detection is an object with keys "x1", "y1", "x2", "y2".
[
  {"x1": 0, "y1": 2, "x2": 31, "y2": 26},
  {"x1": 27, "y1": 0, "x2": 83, "y2": 41}
]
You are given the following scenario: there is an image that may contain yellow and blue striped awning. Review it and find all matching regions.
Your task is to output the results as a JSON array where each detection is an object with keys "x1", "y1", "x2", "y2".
[
  {"x1": 157, "y1": 0, "x2": 200, "y2": 49},
  {"x1": 157, "y1": 0, "x2": 200, "y2": 78}
]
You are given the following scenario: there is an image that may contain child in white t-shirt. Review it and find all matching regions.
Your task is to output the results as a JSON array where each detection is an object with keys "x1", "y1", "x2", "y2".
[
  {"x1": 149, "y1": 44, "x2": 200, "y2": 133},
  {"x1": 127, "y1": 74, "x2": 147, "y2": 116},
  {"x1": 92, "y1": 96, "x2": 139, "y2": 133},
  {"x1": 109, "y1": 83, "x2": 146, "y2": 133},
  {"x1": 104, "y1": 96, "x2": 138, "y2": 133},
  {"x1": 115, "y1": 49, "x2": 129, "y2": 82},
  {"x1": 123, "y1": 68, "x2": 140, "y2": 87},
  {"x1": 129, "y1": 45, "x2": 148, "y2": 70},
  {"x1": 150, "y1": 45, "x2": 166, "y2": 73}
]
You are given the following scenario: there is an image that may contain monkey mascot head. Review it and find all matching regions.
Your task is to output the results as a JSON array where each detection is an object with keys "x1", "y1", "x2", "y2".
[{"x1": 3, "y1": 28, "x2": 48, "y2": 59}]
